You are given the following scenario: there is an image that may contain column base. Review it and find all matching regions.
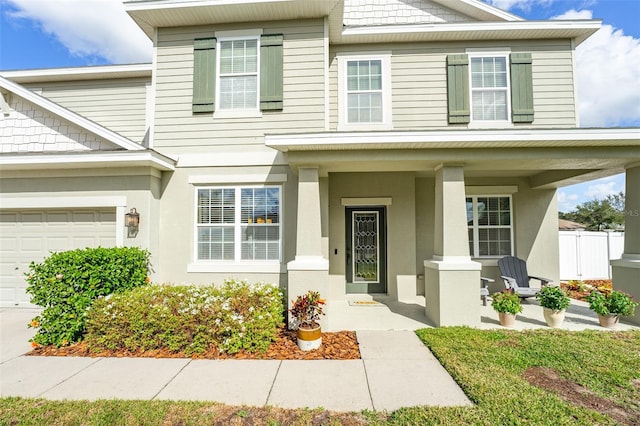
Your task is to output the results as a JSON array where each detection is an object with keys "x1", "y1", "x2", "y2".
[
  {"x1": 287, "y1": 256, "x2": 329, "y2": 329},
  {"x1": 611, "y1": 256, "x2": 640, "y2": 326},
  {"x1": 424, "y1": 258, "x2": 482, "y2": 327}
]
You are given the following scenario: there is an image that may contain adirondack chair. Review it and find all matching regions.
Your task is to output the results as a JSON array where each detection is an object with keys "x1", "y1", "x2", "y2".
[{"x1": 498, "y1": 256, "x2": 552, "y2": 298}]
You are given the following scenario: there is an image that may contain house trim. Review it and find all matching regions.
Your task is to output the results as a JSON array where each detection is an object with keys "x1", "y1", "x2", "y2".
[
  {"x1": 341, "y1": 197, "x2": 392, "y2": 206},
  {"x1": 0, "y1": 151, "x2": 176, "y2": 171},
  {"x1": 188, "y1": 173, "x2": 288, "y2": 184},
  {"x1": 0, "y1": 76, "x2": 145, "y2": 152}
]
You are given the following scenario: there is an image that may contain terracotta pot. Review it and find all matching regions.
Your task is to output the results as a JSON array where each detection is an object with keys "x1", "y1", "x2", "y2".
[
  {"x1": 498, "y1": 312, "x2": 516, "y2": 328},
  {"x1": 543, "y1": 308, "x2": 566, "y2": 328},
  {"x1": 297, "y1": 324, "x2": 322, "y2": 351},
  {"x1": 598, "y1": 314, "x2": 620, "y2": 328}
]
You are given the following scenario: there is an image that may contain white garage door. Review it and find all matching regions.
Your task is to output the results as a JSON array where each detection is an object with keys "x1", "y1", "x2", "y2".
[{"x1": 0, "y1": 209, "x2": 116, "y2": 307}]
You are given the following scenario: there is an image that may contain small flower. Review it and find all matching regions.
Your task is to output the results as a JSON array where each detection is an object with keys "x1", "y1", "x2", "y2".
[
  {"x1": 145, "y1": 276, "x2": 151, "y2": 283},
  {"x1": 30, "y1": 320, "x2": 39, "y2": 327},
  {"x1": 55, "y1": 274, "x2": 63, "y2": 280},
  {"x1": 30, "y1": 341, "x2": 40, "y2": 348},
  {"x1": 61, "y1": 339, "x2": 69, "y2": 346}
]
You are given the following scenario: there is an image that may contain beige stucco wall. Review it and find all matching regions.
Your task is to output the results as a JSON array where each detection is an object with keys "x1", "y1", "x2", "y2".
[
  {"x1": 154, "y1": 165, "x2": 297, "y2": 290},
  {"x1": 0, "y1": 167, "x2": 162, "y2": 273},
  {"x1": 327, "y1": 172, "x2": 417, "y2": 300}
]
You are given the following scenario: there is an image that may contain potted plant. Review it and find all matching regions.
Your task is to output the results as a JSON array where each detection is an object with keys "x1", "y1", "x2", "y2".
[
  {"x1": 491, "y1": 290, "x2": 522, "y2": 327},
  {"x1": 536, "y1": 285, "x2": 571, "y2": 328},
  {"x1": 586, "y1": 288, "x2": 638, "y2": 328},
  {"x1": 289, "y1": 290, "x2": 325, "y2": 351}
]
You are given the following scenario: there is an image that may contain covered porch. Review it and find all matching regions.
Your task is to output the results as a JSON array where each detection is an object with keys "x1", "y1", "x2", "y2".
[{"x1": 267, "y1": 129, "x2": 640, "y2": 327}]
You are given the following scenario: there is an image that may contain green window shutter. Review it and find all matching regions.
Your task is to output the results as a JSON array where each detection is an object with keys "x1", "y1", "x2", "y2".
[
  {"x1": 192, "y1": 37, "x2": 216, "y2": 113},
  {"x1": 260, "y1": 34, "x2": 284, "y2": 111},
  {"x1": 446, "y1": 54, "x2": 470, "y2": 124},
  {"x1": 510, "y1": 53, "x2": 534, "y2": 123}
]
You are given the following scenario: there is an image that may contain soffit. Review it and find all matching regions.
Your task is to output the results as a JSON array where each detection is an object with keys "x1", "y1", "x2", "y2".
[
  {"x1": 125, "y1": 0, "x2": 340, "y2": 38},
  {"x1": 0, "y1": 64, "x2": 152, "y2": 84}
]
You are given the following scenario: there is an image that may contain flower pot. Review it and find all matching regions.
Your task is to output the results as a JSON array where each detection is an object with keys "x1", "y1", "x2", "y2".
[
  {"x1": 498, "y1": 312, "x2": 516, "y2": 328},
  {"x1": 543, "y1": 308, "x2": 566, "y2": 328},
  {"x1": 598, "y1": 314, "x2": 620, "y2": 328},
  {"x1": 297, "y1": 325, "x2": 322, "y2": 351}
]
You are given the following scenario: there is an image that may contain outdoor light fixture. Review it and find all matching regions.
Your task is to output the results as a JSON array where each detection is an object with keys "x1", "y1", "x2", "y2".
[{"x1": 125, "y1": 208, "x2": 140, "y2": 238}]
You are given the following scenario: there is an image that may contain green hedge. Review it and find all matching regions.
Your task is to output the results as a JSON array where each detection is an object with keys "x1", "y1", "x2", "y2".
[
  {"x1": 26, "y1": 247, "x2": 150, "y2": 347},
  {"x1": 85, "y1": 279, "x2": 284, "y2": 355}
]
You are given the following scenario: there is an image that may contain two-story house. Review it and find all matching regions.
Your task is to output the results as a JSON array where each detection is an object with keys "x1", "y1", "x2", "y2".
[{"x1": 1, "y1": 0, "x2": 639, "y2": 326}]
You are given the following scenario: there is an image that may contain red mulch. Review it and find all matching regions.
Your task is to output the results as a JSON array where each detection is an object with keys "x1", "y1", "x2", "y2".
[{"x1": 27, "y1": 328, "x2": 361, "y2": 360}]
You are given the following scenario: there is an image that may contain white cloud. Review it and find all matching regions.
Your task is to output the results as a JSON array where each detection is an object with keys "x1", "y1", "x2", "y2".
[
  {"x1": 557, "y1": 191, "x2": 580, "y2": 212},
  {"x1": 552, "y1": 10, "x2": 640, "y2": 127},
  {"x1": 5, "y1": 0, "x2": 152, "y2": 64},
  {"x1": 584, "y1": 181, "x2": 619, "y2": 199},
  {"x1": 487, "y1": 0, "x2": 553, "y2": 12}
]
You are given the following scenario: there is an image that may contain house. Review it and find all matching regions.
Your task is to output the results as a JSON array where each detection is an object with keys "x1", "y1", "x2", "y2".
[{"x1": 1, "y1": 0, "x2": 639, "y2": 327}]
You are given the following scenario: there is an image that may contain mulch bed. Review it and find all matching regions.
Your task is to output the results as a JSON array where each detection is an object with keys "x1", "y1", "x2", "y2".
[
  {"x1": 561, "y1": 279, "x2": 612, "y2": 302},
  {"x1": 27, "y1": 328, "x2": 361, "y2": 360}
]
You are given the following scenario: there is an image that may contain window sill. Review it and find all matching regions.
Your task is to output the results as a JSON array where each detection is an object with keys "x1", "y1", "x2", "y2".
[
  {"x1": 468, "y1": 121, "x2": 514, "y2": 129},
  {"x1": 213, "y1": 110, "x2": 262, "y2": 119},
  {"x1": 187, "y1": 262, "x2": 285, "y2": 274},
  {"x1": 337, "y1": 122, "x2": 393, "y2": 132}
]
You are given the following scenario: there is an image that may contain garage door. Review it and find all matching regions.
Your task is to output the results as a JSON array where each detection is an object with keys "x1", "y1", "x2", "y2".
[{"x1": 0, "y1": 209, "x2": 116, "y2": 307}]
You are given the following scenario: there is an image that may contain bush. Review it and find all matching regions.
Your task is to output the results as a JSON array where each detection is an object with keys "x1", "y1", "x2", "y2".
[
  {"x1": 536, "y1": 285, "x2": 570, "y2": 311},
  {"x1": 26, "y1": 247, "x2": 150, "y2": 347},
  {"x1": 491, "y1": 290, "x2": 522, "y2": 315},
  {"x1": 85, "y1": 279, "x2": 284, "y2": 355},
  {"x1": 586, "y1": 289, "x2": 638, "y2": 317}
]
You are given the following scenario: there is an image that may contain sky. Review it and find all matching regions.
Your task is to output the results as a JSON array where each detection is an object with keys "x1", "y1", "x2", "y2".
[{"x1": 0, "y1": 0, "x2": 638, "y2": 212}]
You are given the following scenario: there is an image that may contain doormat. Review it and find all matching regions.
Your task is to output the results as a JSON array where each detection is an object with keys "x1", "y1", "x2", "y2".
[{"x1": 348, "y1": 300, "x2": 385, "y2": 307}]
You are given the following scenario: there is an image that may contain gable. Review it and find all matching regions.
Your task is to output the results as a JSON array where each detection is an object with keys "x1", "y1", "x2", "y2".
[
  {"x1": 1, "y1": 95, "x2": 122, "y2": 154},
  {"x1": 343, "y1": 0, "x2": 473, "y2": 27}
]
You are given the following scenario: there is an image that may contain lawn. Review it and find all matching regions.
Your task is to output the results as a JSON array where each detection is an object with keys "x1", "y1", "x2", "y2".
[{"x1": 2, "y1": 328, "x2": 639, "y2": 425}]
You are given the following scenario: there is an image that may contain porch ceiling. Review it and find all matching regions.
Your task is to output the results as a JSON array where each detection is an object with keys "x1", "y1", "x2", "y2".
[{"x1": 266, "y1": 128, "x2": 640, "y2": 188}]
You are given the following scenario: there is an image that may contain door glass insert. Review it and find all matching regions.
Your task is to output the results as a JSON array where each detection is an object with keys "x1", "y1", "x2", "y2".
[{"x1": 352, "y1": 211, "x2": 379, "y2": 283}]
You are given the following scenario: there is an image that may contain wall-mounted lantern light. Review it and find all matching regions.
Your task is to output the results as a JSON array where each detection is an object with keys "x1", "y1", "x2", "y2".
[{"x1": 125, "y1": 208, "x2": 140, "y2": 238}]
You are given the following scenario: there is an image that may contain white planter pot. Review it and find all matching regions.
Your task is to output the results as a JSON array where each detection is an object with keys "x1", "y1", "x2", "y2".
[
  {"x1": 296, "y1": 325, "x2": 322, "y2": 351},
  {"x1": 543, "y1": 308, "x2": 566, "y2": 328}
]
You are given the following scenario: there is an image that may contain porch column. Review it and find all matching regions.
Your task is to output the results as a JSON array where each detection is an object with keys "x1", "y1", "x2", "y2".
[
  {"x1": 287, "y1": 167, "x2": 329, "y2": 327},
  {"x1": 424, "y1": 165, "x2": 481, "y2": 326},
  {"x1": 611, "y1": 164, "x2": 640, "y2": 326}
]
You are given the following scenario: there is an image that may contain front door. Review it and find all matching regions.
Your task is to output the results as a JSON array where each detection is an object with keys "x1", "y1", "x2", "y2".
[{"x1": 345, "y1": 207, "x2": 387, "y2": 293}]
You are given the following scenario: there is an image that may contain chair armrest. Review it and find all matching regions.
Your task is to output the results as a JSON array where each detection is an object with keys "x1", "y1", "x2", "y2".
[
  {"x1": 529, "y1": 275, "x2": 552, "y2": 286},
  {"x1": 500, "y1": 276, "x2": 517, "y2": 290}
]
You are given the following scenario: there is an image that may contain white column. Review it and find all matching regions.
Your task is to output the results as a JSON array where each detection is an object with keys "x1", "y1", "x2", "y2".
[
  {"x1": 611, "y1": 164, "x2": 640, "y2": 326},
  {"x1": 424, "y1": 165, "x2": 481, "y2": 326},
  {"x1": 287, "y1": 167, "x2": 329, "y2": 328}
]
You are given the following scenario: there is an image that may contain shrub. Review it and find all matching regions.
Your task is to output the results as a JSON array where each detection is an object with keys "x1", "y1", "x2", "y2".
[
  {"x1": 536, "y1": 285, "x2": 570, "y2": 311},
  {"x1": 289, "y1": 290, "x2": 325, "y2": 329},
  {"x1": 26, "y1": 247, "x2": 150, "y2": 347},
  {"x1": 586, "y1": 289, "x2": 638, "y2": 317},
  {"x1": 85, "y1": 279, "x2": 284, "y2": 355},
  {"x1": 491, "y1": 290, "x2": 522, "y2": 315}
]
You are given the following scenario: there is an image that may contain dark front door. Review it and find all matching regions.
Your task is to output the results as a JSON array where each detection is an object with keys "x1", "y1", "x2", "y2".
[{"x1": 345, "y1": 207, "x2": 387, "y2": 293}]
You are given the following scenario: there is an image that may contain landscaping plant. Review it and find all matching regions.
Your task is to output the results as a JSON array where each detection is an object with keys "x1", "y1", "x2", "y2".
[
  {"x1": 86, "y1": 279, "x2": 284, "y2": 355},
  {"x1": 586, "y1": 288, "x2": 638, "y2": 317},
  {"x1": 26, "y1": 247, "x2": 150, "y2": 347},
  {"x1": 289, "y1": 290, "x2": 325, "y2": 329},
  {"x1": 536, "y1": 285, "x2": 571, "y2": 311},
  {"x1": 491, "y1": 289, "x2": 522, "y2": 314}
]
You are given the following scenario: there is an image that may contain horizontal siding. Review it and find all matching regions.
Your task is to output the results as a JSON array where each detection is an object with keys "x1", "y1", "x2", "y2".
[
  {"x1": 329, "y1": 39, "x2": 577, "y2": 130},
  {"x1": 29, "y1": 79, "x2": 149, "y2": 143},
  {"x1": 153, "y1": 19, "x2": 326, "y2": 149}
]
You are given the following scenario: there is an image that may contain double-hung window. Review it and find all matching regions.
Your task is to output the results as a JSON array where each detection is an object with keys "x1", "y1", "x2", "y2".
[
  {"x1": 338, "y1": 53, "x2": 392, "y2": 130},
  {"x1": 196, "y1": 186, "x2": 281, "y2": 262},
  {"x1": 470, "y1": 55, "x2": 509, "y2": 122},
  {"x1": 218, "y1": 36, "x2": 259, "y2": 112},
  {"x1": 466, "y1": 196, "x2": 513, "y2": 257}
]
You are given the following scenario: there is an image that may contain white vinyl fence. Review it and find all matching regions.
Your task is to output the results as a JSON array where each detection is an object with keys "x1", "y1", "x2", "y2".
[{"x1": 559, "y1": 231, "x2": 625, "y2": 280}]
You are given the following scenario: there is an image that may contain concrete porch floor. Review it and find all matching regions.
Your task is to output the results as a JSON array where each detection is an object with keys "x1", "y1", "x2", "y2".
[{"x1": 325, "y1": 295, "x2": 639, "y2": 331}]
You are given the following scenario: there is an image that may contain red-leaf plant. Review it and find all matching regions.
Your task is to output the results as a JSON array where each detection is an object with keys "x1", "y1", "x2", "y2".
[{"x1": 289, "y1": 290, "x2": 325, "y2": 330}]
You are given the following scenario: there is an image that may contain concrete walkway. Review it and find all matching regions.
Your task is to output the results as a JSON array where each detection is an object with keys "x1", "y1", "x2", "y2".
[{"x1": 0, "y1": 309, "x2": 471, "y2": 411}]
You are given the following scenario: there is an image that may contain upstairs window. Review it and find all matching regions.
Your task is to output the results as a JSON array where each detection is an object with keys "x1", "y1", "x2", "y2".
[
  {"x1": 470, "y1": 56, "x2": 509, "y2": 121},
  {"x1": 338, "y1": 53, "x2": 392, "y2": 130},
  {"x1": 467, "y1": 196, "x2": 513, "y2": 257},
  {"x1": 218, "y1": 38, "x2": 259, "y2": 111}
]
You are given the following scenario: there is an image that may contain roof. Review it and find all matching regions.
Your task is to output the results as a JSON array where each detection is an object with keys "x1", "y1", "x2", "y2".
[{"x1": 559, "y1": 219, "x2": 586, "y2": 230}]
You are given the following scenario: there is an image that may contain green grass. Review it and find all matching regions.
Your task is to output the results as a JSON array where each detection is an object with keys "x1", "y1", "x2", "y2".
[{"x1": 1, "y1": 328, "x2": 638, "y2": 425}]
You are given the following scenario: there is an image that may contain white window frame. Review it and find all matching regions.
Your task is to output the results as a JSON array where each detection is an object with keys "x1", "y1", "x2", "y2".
[
  {"x1": 192, "y1": 185, "x2": 282, "y2": 270},
  {"x1": 214, "y1": 29, "x2": 262, "y2": 119},
  {"x1": 337, "y1": 52, "x2": 392, "y2": 131},
  {"x1": 467, "y1": 194, "x2": 514, "y2": 258},
  {"x1": 467, "y1": 49, "x2": 512, "y2": 128}
]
